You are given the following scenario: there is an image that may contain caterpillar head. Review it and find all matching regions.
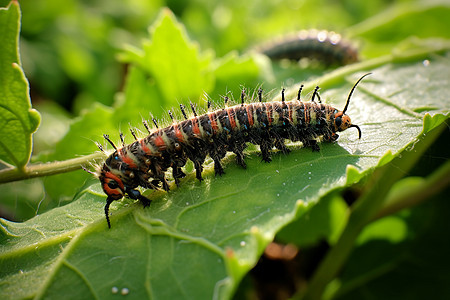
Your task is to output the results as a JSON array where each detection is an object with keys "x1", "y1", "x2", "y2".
[
  {"x1": 333, "y1": 111, "x2": 361, "y2": 138},
  {"x1": 82, "y1": 140, "x2": 127, "y2": 202},
  {"x1": 97, "y1": 134, "x2": 138, "y2": 198},
  {"x1": 99, "y1": 165, "x2": 125, "y2": 201},
  {"x1": 333, "y1": 73, "x2": 370, "y2": 138}
]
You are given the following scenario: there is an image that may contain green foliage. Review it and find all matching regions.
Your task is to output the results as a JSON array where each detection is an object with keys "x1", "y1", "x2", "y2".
[
  {"x1": 0, "y1": 0, "x2": 449, "y2": 299},
  {"x1": 122, "y1": 9, "x2": 215, "y2": 107},
  {"x1": 0, "y1": 2, "x2": 40, "y2": 169}
]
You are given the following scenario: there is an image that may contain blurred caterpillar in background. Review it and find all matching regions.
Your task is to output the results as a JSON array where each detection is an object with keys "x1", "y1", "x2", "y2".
[{"x1": 255, "y1": 30, "x2": 359, "y2": 66}]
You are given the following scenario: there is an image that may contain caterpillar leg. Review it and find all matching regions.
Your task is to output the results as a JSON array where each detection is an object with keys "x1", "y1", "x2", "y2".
[
  {"x1": 126, "y1": 186, "x2": 152, "y2": 207},
  {"x1": 234, "y1": 149, "x2": 247, "y2": 169},
  {"x1": 184, "y1": 141, "x2": 207, "y2": 181},
  {"x1": 213, "y1": 159, "x2": 225, "y2": 176},
  {"x1": 260, "y1": 142, "x2": 272, "y2": 163},
  {"x1": 330, "y1": 133, "x2": 339, "y2": 142},
  {"x1": 138, "y1": 173, "x2": 161, "y2": 190},
  {"x1": 172, "y1": 166, "x2": 186, "y2": 187},
  {"x1": 171, "y1": 153, "x2": 188, "y2": 186},
  {"x1": 193, "y1": 159, "x2": 204, "y2": 181},
  {"x1": 274, "y1": 138, "x2": 290, "y2": 154},
  {"x1": 138, "y1": 195, "x2": 152, "y2": 207},
  {"x1": 161, "y1": 177, "x2": 170, "y2": 191},
  {"x1": 309, "y1": 140, "x2": 320, "y2": 152},
  {"x1": 209, "y1": 143, "x2": 227, "y2": 176},
  {"x1": 152, "y1": 162, "x2": 170, "y2": 191},
  {"x1": 232, "y1": 142, "x2": 247, "y2": 169},
  {"x1": 149, "y1": 180, "x2": 161, "y2": 189}
]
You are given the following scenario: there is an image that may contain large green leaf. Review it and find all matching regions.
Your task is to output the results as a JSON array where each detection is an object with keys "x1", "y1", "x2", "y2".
[
  {"x1": 0, "y1": 1, "x2": 40, "y2": 169},
  {"x1": 1, "y1": 50, "x2": 449, "y2": 298}
]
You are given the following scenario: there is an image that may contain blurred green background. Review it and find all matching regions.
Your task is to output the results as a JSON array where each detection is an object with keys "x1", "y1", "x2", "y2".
[{"x1": 7, "y1": 0, "x2": 397, "y2": 113}]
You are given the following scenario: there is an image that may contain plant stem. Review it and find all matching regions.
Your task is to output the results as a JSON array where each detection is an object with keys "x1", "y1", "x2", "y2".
[
  {"x1": 373, "y1": 160, "x2": 450, "y2": 221},
  {"x1": 0, "y1": 152, "x2": 104, "y2": 183}
]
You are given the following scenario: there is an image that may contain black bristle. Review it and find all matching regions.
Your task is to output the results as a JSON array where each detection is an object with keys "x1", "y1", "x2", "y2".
[
  {"x1": 297, "y1": 84, "x2": 304, "y2": 100},
  {"x1": 258, "y1": 87, "x2": 263, "y2": 102},
  {"x1": 103, "y1": 134, "x2": 117, "y2": 150},
  {"x1": 168, "y1": 110, "x2": 174, "y2": 122},
  {"x1": 130, "y1": 128, "x2": 138, "y2": 141},
  {"x1": 180, "y1": 104, "x2": 188, "y2": 120},
  {"x1": 190, "y1": 102, "x2": 197, "y2": 117},
  {"x1": 152, "y1": 117, "x2": 159, "y2": 129},
  {"x1": 143, "y1": 119, "x2": 151, "y2": 133}
]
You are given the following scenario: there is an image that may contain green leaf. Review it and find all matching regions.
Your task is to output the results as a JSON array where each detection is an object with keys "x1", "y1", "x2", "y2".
[
  {"x1": 0, "y1": 1, "x2": 40, "y2": 169},
  {"x1": 211, "y1": 51, "x2": 273, "y2": 98},
  {"x1": 2, "y1": 50, "x2": 449, "y2": 299},
  {"x1": 121, "y1": 8, "x2": 214, "y2": 113},
  {"x1": 113, "y1": 65, "x2": 166, "y2": 124}
]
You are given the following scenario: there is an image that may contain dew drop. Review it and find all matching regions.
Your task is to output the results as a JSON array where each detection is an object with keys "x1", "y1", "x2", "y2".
[
  {"x1": 423, "y1": 59, "x2": 430, "y2": 67},
  {"x1": 121, "y1": 288, "x2": 129, "y2": 295},
  {"x1": 276, "y1": 170, "x2": 279, "y2": 173},
  {"x1": 112, "y1": 287, "x2": 119, "y2": 294},
  {"x1": 240, "y1": 241, "x2": 246, "y2": 247}
]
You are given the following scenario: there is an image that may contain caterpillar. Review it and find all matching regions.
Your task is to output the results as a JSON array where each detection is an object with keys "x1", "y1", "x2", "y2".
[
  {"x1": 93, "y1": 73, "x2": 370, "y2": 228},
  {"x1": 256, "y1": 30, "x2": 359, "y2": 66}
]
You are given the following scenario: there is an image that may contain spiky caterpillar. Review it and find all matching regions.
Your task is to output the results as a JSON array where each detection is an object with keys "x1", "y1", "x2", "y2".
[
  {"x1": 256, "y1": 30, "x2": 359, "y2": 66},
  {"x1": 95, "y1": 73, "x2": 370, "y2": 228}
]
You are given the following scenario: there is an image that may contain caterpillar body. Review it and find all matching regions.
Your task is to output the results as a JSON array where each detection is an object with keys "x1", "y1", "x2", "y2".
[
  {"x1": 256, "y1": 30, "x2": 359, "y2": 66},
  {"x1": 96, "y1": 74, "x2": 370, "y2": 228}
]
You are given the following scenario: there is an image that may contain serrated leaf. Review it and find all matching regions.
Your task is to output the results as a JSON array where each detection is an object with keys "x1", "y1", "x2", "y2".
[
  {"x1": 121, "y1": 8, "x2": 214, "y2": 112},
  {"x1": 0, "y1": 1, "x2": 40, "y2": 169},
  {"x1": 113, "y1": 65, "x2": 166, "y2": 124}
]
